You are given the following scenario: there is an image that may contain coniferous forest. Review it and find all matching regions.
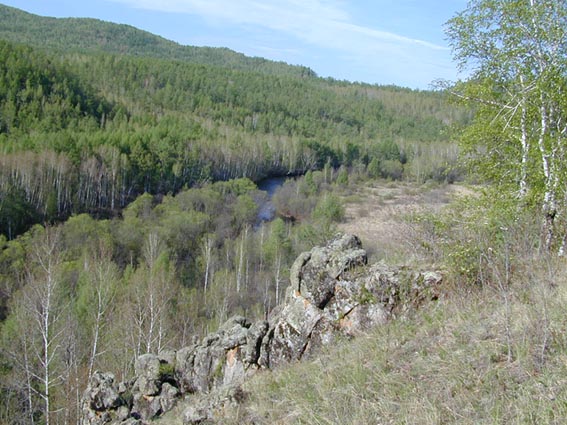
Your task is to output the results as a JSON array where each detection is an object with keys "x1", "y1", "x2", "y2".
[{"x1": 0, "y1": 4, "x2": 474, "y2": 423}]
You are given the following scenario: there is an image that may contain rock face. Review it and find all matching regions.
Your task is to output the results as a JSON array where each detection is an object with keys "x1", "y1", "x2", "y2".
[{"x1": 81, "y1": 234, "x2": 442, "y2": 424}]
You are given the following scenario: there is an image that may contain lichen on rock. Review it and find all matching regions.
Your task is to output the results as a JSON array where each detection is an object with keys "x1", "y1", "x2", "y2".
[{"x1": 80, "y1": 234, "x2": 441, "y2": 424}]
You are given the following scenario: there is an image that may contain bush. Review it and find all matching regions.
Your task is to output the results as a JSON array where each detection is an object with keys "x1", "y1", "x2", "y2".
[
  {"x1": 380, "y1": 159, "x2": 404, "y2": 180},
  {"x1": 312, "y1": 194, "x2": 344, "y2": 224}
]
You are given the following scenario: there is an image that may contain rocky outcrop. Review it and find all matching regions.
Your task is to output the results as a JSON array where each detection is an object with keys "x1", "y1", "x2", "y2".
[{"x1": 81, "y1": 234, "x2": 442, "y2": 424}]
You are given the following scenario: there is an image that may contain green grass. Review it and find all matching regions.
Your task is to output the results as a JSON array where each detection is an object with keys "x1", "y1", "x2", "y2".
[{"x1": 224, "y1": 263, "x2": 567, "y2": 424}]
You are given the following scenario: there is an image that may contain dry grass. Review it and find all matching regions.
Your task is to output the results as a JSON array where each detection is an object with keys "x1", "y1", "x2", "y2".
[
  {"x1": 152, "y1": 181, "x2": 567, "y2": 425},
  {"x1": 228, "y1": 265, "x2": 567, "y2": 424},
  {"x1": 337, "y1": 181, "x2": 471, "y2": 263},
  {"x1": 218, "y1": 182, "x2": 567, "y2": 425}
]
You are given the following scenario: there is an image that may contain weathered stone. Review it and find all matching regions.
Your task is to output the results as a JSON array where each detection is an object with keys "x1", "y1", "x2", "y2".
[
  {"x1": 115, "y1": 406, "x2": 130, "y2": 421},
  {"x1": 134, "y1": 354, "x2": 161, "y2": 396},
  {"x1": 81, "y1": 409, "x2": 111, "y2": 425},
  {"x1": 80, "y1": 372, "x2": 123, "y2": 425},
  {"x1": 131, "y1": 392, "x2": 162, "y2": 421},
  {"x1": 223, "y1": 346, "x2": 246, "y2": 387},
  {"x1": 81, "y1": 234, "x2": 442, "y2": 425},
  {"x1": 244, "y1": 320, "x2": 269, "y2": 366},
  {"x1": 158, "y1": 349, "x2": 177, "y2": 366},
  {"x1": 292, "y1": 234, "x2": 367, "y2": 308},
  {"x1": 218, "y1": 315, "x2": 250, "y2": 349},
  {"x1": 289, "y1": 251, "x2": 312, "y2": 292},
  {"x1": 119, "y1": 418, "x2": 142, "y2": 425},
  {"x1": 183, "y1": 406, "x2": 210, "y2": 424},
  {"x1": 159, "y1": 383, "x2": 180, "y2": 413},
  {"x1": 86, "y1": 372, "x2": 121, "y2": 412},
  {"x1": 267, "y1": 292, "x2": 324, "y2": 368},
  {"x1": 175, "y1": 345, "x2": 196, "y2": 393}
]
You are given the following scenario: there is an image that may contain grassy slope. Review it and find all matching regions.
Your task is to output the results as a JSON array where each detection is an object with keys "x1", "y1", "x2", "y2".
[
  {"x1": 239, "y1": 279, "x2": 567, "y2": 424},
  {"x1": 218, "y1": 183, "x2": 567, "y2": 424}
]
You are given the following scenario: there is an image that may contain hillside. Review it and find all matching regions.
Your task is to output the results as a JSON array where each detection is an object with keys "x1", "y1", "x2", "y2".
[
  {"x1": 2, "y1": 1, "x2": 567, "y2": 424},
  {"x1": 0, "y1": 6, "x2": 470, "y2": 239},
  {"x1": 0, "y1": 4, "x2": 316, "y2": 78},
  {"x1": 0, "y1": 6, "x2": 475, "y2": 424}
]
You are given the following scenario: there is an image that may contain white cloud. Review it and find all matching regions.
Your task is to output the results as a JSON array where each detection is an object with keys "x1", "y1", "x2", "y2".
[
  {"x1": 109, "y1": 0, "x2": 455, "y2": 87},
  {"x1": 111, "y1": 0, "x2": 446, "y2": 53}
]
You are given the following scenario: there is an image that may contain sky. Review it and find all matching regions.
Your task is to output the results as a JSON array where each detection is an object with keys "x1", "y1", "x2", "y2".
[{"x1": 2, "y1": 0, "x2": 469, "y2": 89}]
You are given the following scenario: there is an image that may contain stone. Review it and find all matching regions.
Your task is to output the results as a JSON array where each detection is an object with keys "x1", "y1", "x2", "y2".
[
  {"x1": 80, "y1": 234, "x2": 442, "y2": 425},
  {"x1": 131, "y1": 392, "x2": 162, "y2": 421},
  {"x1": 158, "y1": 349, "x2": 177, "y2": 366},
  {"x1": 183, "y1": 406, "x2": 209, "y2": 424},
  {"x1": 80, "y1": 372, "x2": 124, "y2": 425},
  {"x1": 291, "y1": 234, "x2": 367, "y2": 308},
  {"x1": 134, "y1": 354, "x2": 161, "y2": 396},
  {"x1": 115, "y1": 406, "x2": 131, "y2": 421},
  {"x1": 87, "y1": 372, "x2": 121, "y2": 411},
  {"x1": 244, "y1": 320, "x2": 269, "y2": 366},
  {"x1": 120, "y1": 418, "x2": 142, "y2": 425},
  {"x1": 159, "y1": 383, "x2": 180, "y2": 413}
]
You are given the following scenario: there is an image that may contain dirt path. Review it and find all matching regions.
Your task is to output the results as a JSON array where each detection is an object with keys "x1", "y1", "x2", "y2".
[{"x1": 337, "y1": 181, "x2": 471, "y2": 263}]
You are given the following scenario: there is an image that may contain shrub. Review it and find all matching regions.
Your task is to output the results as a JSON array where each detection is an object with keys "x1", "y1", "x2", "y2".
[{"x1": 312, "y1": 194, "x2": 344, "y2": 224}]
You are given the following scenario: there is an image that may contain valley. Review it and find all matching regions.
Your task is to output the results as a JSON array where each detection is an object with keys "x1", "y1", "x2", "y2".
[{"x1": 2, "y1": 1, "x2": 567, "y2": 424}]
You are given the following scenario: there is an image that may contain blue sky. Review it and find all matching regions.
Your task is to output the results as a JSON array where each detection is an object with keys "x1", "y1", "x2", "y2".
[{"x1": 2, "y1": 0, "x2": 468, "y2": 89}]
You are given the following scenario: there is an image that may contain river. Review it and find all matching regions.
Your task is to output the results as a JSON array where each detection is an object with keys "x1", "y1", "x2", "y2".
[{"x1": 256, "y1": 176, "x2": 288, "y2": 222}]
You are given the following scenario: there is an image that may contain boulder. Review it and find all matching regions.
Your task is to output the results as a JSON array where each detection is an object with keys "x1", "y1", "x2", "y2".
[
  {"x1": 133, "y1": 354, "x2": 161, "y2": 396},
  {"x1": 80, "y1": 372, "x2": 122, "y2": 425},
  {"x1": 290, "y1": 234, "x2": 367, "y2": 308},
  {"x1": 183, "y1": 406, "x2": 209, "y2": 424}
]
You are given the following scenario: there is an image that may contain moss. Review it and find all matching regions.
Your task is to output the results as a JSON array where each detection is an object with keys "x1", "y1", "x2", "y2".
[
  {"x1": 159, "y1": 363, "x2": 175, "y2": 381},
  {"x1": 212, "y1": 357, "x2": 225, "y2": 380},
  {"x1": 356, "y1": 285, "x2": 376, "y2": 305},
  {"x1": 119, "y1": 389, "x2": 133, "y2": 408}
]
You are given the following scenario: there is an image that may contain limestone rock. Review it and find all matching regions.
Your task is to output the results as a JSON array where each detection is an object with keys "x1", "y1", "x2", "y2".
[
  {"x1": 183, "y1": 406, "x2": 209, "y2": 424},
  {"x1": 291, "y1": 233, "x2": 367, "y2": 308},
  {"x1": 159, "y1": 383, "x2": 180, "y2": 413},
  {"x1": 133, "y1": 354, "x2": 161, "y2": 396}
]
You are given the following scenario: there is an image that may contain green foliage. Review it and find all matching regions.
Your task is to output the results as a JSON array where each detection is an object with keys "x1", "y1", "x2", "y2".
[
  {"x1": 0, "y1": 4, "x2": 317, "y2": 79},
  {"x1": 263, "y1": 218, "x2": 292, "y2": 264},
  {"x1": 158, "y1": 363, "x2": 175, "y2": 381},
  {"x1": 335, "y1": 166, "x2": 349, "y2": 186},
  {"x1": 312, "y1": 194, "x2": 345, "y2": 224},
  {"x1": 409, "y1": 190, "x2": 539, "y2": 286},
  {"x1": 0, "y1": 40, "x2": 111, "y2": 135},
  {"x1": 0, "y1": 184, "x2": 40, "y2": 239},
  {"x1": 0, "y1": 26, "x2": 467, "y2": 239},
  {"x1": 301, "y1": 171, "x2": 317, "y2": 196},
  {"x1": 379, "y1": 159, "x2": 404, "y2": 180},
  {"x1": 446, "y1": 0, "x2": 567, "y2": 250}
]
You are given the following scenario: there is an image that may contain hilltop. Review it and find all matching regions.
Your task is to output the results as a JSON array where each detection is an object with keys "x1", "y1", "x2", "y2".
[{"x1": 0, "y1": 4, "x2": 316, "y2": 78}]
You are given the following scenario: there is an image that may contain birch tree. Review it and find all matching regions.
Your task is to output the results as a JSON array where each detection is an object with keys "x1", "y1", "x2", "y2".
[
  {"x1": 446, "y1": 0, "x2": 567, "y2": 250},
  {"x1": 76, "y1": 244, "x2": 118, "y2": 381},
  {"x1": 3, "y1": 227, "x2": 67, "y2": 425},
  {"x1": 128, "y1": 232, "x2": 175, "y2": 356}
]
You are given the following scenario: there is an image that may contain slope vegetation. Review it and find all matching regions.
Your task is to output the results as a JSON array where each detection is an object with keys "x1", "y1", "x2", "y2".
[
  {"x1": 0, "y1": 7, "x2": 470, "y2": 238},
  {"x1": 0, "y1": 4, "x2": 315, "y2": 78}
]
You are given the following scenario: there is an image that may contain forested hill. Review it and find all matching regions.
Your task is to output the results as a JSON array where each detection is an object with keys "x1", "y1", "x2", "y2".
[
  {"x1": 0, "y1": 4, "x2": 316, "y2": 78},
  {"x1": 0, "y1": 4, "x2": 470, "y2": 239}
]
